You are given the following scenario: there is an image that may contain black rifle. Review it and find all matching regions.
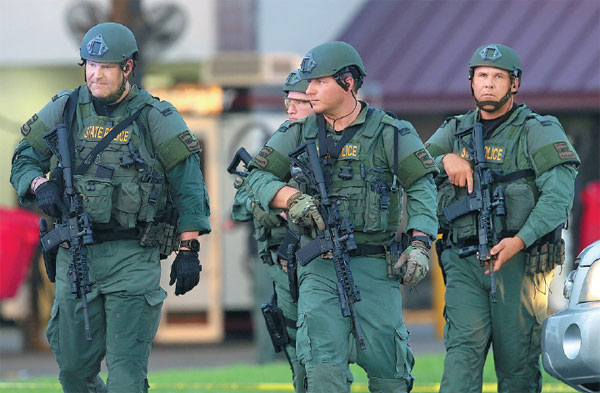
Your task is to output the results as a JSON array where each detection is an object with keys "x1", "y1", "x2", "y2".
[
  {"x1": 227, "y1": 147, "x2": 253, "y2": 177},
  {"x1": 40, "y1": 124, "x2": 95, "y2": 340},
  {"x1": 227, "y1": 147, "x2": 301, "y2": 303},
  {"x1": 442, "y1": 123, "x2": 505, "y2": 302},
  {"x1": 289, "y1": 140, "x2": 366, "y2": 349}
]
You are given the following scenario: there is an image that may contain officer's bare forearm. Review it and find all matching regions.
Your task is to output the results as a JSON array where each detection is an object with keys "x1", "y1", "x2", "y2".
[
  {"x1": 181, "y1": 231, "x2": 199, "y2": 241},
  {"x1": 270, "y1": 186, "x2": 300, "y2": 209}
]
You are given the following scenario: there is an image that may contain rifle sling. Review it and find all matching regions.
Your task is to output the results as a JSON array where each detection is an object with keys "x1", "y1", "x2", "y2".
[
  {"x1": 74, "y1": 110, "x2": 142, "y2": 175},
  {"x1": 64, "y1": 87, "x2": 80, "y2": 168},
  {"x1": 493, "y1": 169, "x2": 535, "y2": 182}
]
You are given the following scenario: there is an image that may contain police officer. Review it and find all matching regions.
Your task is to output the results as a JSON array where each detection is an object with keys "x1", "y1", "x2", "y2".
[
  {"x1": 426, "y1": 44, "x2": 579, "y2": 392},
  {"x1": 232, "y1": 69, "x2": 354, "y2": 392},
  {"x1": 10, "y1": 23, "x2": 210, "y2": 393},
  {"x1": 246, "y1": 42, "x2": 438, "y2": 392}
]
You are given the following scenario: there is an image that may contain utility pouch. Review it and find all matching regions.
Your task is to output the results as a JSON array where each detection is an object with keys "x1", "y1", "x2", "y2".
[
  {"x1": 261, "y1": 294, "x2": 289, "y2": 353},
  {"x1": 525, "y1": 227, "x2": 565, "y2": 274},
  {"x1": 139, "y1": 204, "x2": 179, "y2": 259},
  {"x1": 385, "y1": 233, "x2": 407, "y2": 279}
]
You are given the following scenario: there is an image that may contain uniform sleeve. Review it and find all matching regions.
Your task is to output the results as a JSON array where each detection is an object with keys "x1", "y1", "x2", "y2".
[
  {"x1": 146, "y1": 103, "x2": 202, "y2": 172},
  {"x1": 10, "y1": 139, "x2": 51, "y2": 206},
  {"x1": 425, "y1": 118, "x2": 457, "y2": 175},
  {"x1": 404, "y1": 173, "x2": 439, "y2": 238},
  {"x1": 231, "y1": 183, "x2": 253, "y2": 222},
  {"x1": 246, "y1": 123, "x2": 301, "y2": 214},
  {"x1": 526, "y1": 117, "x2": 580, "y2": 175},
  {"x1": 165, "y1": 154, "x2": 211, "y2": 234},
  {"x1": 381, "y1": 121, "x2": 439, "y2": 189},
  {"x1": 516, "y1": 164, "x2": 577, "y2": 248}
]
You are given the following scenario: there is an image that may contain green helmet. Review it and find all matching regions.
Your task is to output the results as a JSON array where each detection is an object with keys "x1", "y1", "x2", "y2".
[
  {"x1": 80, "y1": 22, "x2": 138, "y2": 63},
  {"x1": 469, "y1": 44, "x2": 521, "y2": 85},
  {"x1": 299, "y1": 41, "x2": 367, "y2": 80},
  {"x1": 283, "y1": 69, "x2": 309, "y2": 93}
]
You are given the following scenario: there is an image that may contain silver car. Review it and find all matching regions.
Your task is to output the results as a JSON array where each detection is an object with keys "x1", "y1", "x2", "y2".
[{"x1": 542, "y1": 239, "x2": 600, "y2": 392}]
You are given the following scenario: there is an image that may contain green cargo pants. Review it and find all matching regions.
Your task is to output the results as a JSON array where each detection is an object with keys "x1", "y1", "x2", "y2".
[
  {"x1": 268, "y1": 252, "x2": 354, "y2": 393},
  {"x1": 296, "y1": 255, "x2": 414, "y2": 393},
  {"x1": 439, "y1": 248, "x2": 552, "y2": 393},
  {"x1": 268, "y1": 261, "x2": 307, "y2": 392},
  {"x1": 47, "y1": 240, "x2": 166, "y2": 393}
]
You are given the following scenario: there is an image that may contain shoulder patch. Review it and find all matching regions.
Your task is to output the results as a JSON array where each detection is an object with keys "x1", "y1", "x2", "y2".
[
  {"x1": 178, "y1": 131, "x2": 201, "y2": 153},
  {"x1": 20, "y1": 114, "x2": 38, "y2": 136},
  {"x1": 553, "y1": 142, "x2": 577, "y2": 160},
  {"x1": 149, "y1": 101, "x2": 173, "y2": 117},
  {"x1": 253, "y1": 155, "x2": 268, "y2": 168},
  {"x1": 276, "y1": 121, "x2": 293, "y2": 134},
  {"x1": 251, "y1": 146, "x2": 276, "y2": 169},
  {"x1": 258, "y1": 146, "x2": 274, "y2": 157},
  {"x1": 51, "y1": 90, "x2": 70, "y2": 102},
  {"x1": 526, "y1": 113, "x2": 561, "y2": 128},
  {"x1": 381, "y1": 115, "x2": 412, "y2": 135},
  {"x1": 415, "y1": 149, "x2": 435, "y2": 168}
]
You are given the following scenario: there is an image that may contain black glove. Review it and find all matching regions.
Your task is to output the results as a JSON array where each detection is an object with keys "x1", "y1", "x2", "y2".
[
  {"x1": 35, "y1": 181, "x2": 65, "y2": 218},
  {"x1": 169, "y1": 250, "x2": 202, "y2": 295}
]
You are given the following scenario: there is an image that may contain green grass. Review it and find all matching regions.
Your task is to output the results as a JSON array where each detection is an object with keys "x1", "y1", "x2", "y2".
[{"x1": 0, "y1": 354, "x2": 576, "y2": 393}]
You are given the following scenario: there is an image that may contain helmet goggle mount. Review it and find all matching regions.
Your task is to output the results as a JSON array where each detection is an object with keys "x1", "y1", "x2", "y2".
[
  {"x1": 285, "y1": 70, "x2": 302, "y2": 87},
  {"x1": 300, "y1": 53, "x2": 317, "y2": 74},
  {"x1": 86, "y1": 34, "x2": 110, "y2": 57}
]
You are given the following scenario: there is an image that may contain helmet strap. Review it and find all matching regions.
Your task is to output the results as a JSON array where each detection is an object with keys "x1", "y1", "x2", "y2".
[
  {"x1": 96, "y1": 70, "x2": 129, "y2": 105},
  {"x1": 472, "y1": 80, "x2": 513, "y2": 114}
]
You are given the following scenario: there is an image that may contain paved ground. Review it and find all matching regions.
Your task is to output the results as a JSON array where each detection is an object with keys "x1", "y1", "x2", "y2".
[{"x1": 0, "y1": 322, "x2": 444, "y2": 380}]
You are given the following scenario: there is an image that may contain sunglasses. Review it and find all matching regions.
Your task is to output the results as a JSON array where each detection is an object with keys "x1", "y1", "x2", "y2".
[{"x1": 284, "y1": 97, "x2": 312, "y2": 109}]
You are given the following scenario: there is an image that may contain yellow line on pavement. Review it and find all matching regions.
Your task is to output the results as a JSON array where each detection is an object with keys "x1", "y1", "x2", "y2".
[{"x1": 0, "y1": 381, "x2": 576, "y2": 392}]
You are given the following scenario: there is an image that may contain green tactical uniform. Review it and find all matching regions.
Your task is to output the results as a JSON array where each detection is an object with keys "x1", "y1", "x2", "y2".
[
  {"x1": 11, "y1": 81, "x2": 210, "y2": 392},
  {"x1": 246, "y1": 101, "x2": 439, "y2": 392},
  {"x1": 426, "y1": 104, "x2": 579, "y2": 392}
]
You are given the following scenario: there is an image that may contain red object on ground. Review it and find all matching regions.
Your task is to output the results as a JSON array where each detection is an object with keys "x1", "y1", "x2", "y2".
[
  {"x1": 579, "y1": 181, "x2": 600, "y2": 253},
  {"x1": 0, "y1": 207, "x2": 41, "y2": 299}
]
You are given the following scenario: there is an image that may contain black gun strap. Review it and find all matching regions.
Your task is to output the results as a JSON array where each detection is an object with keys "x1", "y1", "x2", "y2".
[
  {"x1": 393, "y1": 126, "x2": 399, "y2": 184},
  {"x1": 74, "y1": 110, "x2": 142, "y2": 175},
  {"x1": 316, "y1": 109, "x2": 373, "y2": 162},
  {"x1": 64, "y1": 87, "x2": 80, "y2": 168},
  {"x1": 493, "y1": 169, "x2": 535, "y2": 182}
]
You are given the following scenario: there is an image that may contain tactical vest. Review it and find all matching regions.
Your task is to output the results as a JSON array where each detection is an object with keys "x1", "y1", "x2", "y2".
[
  {"x1": 69, "y1": 86, "x2": 169, "y2": 229},
  {"x1": 295, "y1": 109, "x2": 403, "y2": 244},
  {"x1": 438, "y1": 107, "x2": 546, "y2": 244}
]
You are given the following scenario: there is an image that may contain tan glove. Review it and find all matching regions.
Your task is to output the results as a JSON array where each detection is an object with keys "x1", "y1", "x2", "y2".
[
  {"x1": 394, "y1": 240, "x2": 430, "y2": 286},
  {"x1": 287, "y1": 192, "x2": 326, "y2": 231}
]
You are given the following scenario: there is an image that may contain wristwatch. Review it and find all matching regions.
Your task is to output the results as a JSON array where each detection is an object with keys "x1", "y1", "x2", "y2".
[
  {"x1": 179, "y1": 239, "x2": 200, "y2": 252},
  {"x1": 411, "y1": 235, "x2": 432, "y2": 249}
]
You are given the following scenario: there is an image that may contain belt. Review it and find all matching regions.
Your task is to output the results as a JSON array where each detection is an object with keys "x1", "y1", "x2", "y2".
[
  {"x1": 58, "y1": 228, "x2": 140, "y2": 249},
  {"x1": 93, "y1": 228, "x2": 141, "y2": 243},
  {"x1": 348, "y1": 244, "x2": 386, "y2": 257}
]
